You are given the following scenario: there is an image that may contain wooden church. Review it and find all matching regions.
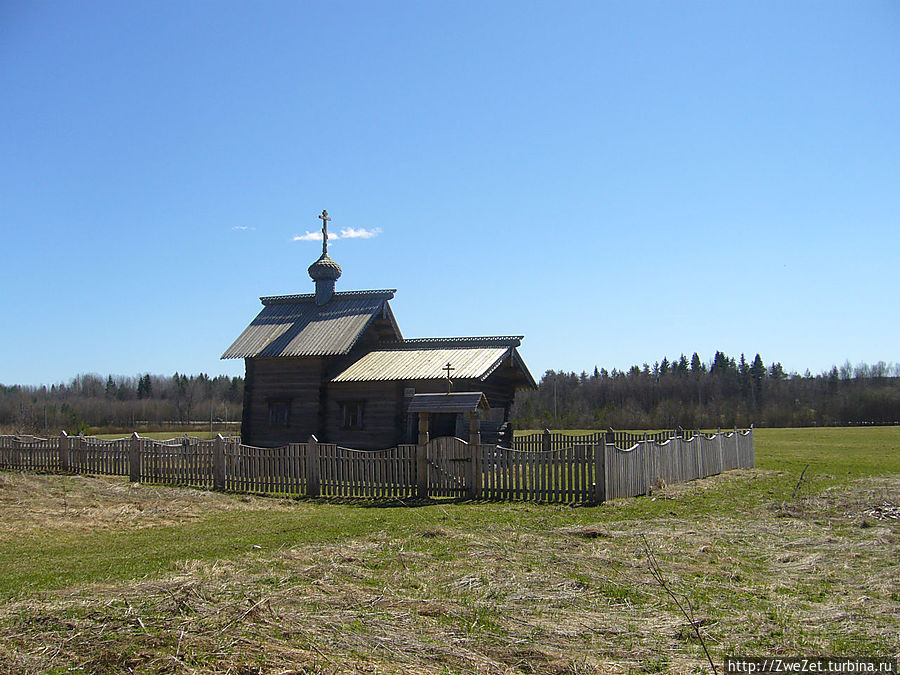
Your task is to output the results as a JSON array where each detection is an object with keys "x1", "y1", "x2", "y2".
[{"x1": 222, "y1": 210, "x2": 536, "y2": 449}]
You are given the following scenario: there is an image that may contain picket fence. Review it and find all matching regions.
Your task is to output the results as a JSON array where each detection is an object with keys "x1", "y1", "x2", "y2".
[
  {"x1": 512, "y1": 428, "x2": 686, "y2": 452},
  {"x1": 0, "y1": 428, "x2": 754, "y2": 504}
]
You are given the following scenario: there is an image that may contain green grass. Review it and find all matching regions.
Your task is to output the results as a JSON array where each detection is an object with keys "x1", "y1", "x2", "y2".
[
  {"x1": 754, "y1": 426, "x2": 899, "y2": 476},
  {"x1": 2, "y1": 427, "x2": 898, "y2": 597},
  {"x1": 0, "y1": 506, "x2": 366, "y2": 596},
  {"x1": 0, "y1": 427, "x2": 897, "y2": 672}
]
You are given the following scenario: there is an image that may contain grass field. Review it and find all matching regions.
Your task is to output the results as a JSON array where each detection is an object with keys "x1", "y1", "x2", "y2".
[{"x1": 0, "y1": 427, "x2": 897, "y2": 673}]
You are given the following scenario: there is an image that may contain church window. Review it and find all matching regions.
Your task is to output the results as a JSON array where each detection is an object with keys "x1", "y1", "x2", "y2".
[
  {"x1": 340, "y1": 401, "x2": 364, "y2": 430},
  {"x1": 267, "y1": 400, "x2": 291, "y2": 427}
]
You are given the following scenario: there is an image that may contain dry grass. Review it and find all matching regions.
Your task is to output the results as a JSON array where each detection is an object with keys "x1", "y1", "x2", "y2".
[
  {"x1": 0, "y1": 469, "x2": 897, "y2": 673},
  {"x1": 0, "y1": 472, "x2": 296, "y2": 535}
]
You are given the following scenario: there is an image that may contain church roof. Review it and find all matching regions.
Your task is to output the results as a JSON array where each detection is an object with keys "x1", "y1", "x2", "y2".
[
  {"x1": 221, "y1": 289, "x2": 399, "y2": 359},
  {"x1": 331, "y1": 336, "x2": 537, "y2": 389},
  {"x1": 407, "y1": 392, "x2": 490, "y2": 413}
]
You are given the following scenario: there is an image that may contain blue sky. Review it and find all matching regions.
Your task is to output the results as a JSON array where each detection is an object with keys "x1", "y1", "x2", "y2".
[{"x1": 2, "y1": 1, "x2": 898, "y2": 386}]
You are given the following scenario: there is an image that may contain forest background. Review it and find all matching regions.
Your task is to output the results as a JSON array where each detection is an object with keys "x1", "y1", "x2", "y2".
[{"x1": 2, "y1": 351, "x2": 898, "y2": 434}]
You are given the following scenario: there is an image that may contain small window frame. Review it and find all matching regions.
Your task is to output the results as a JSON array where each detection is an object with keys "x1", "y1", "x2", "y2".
[
  {"x1": 339, "y1": 400, "x2": 365, "y2": 430},
  {"x1": 267, "y1": 399, "x2": 291, "y2": 428}
]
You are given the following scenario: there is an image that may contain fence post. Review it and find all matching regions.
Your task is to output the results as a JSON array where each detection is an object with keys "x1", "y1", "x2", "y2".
[
  {"x1": 128, "y1": 432, "x2": 141, "y2": 483},
  {"x1": 733, "y1": 426, "x2": 739, "y2": 470},
  {"x1": 180, "y1": 435, "x2": 189, "y2": 485},
  {"x1": 415, "y1": 441, "x2": 428, "y2": 499},
  {"x1": 469, "y1": 442, "x2": 482, "y2": 500},
  {"x1": 714, "y1": 427, "x2": 721, "y2": 473},
  {"x1": 542, "y1": 428, "x2": 551, "y2": 453},
  {"x1": 695, "y1": 432, "x2": 702, "y2": 478},
  {"x1": 749, "y1": 424, "x2": 755, "y2": 468},
  {"x1": 60, "y1": 431, "x2": 70, "y2": 472},
  {"x1": 591, "y1": 441, "x2": 606, "y2": 505},
  {"x1": 214, "y1": 434, "x2": 226, "y2": 491},
  {"x1": 468, "y1": 412, "x2": 480, "y2": 446},
  {"x1": 643, "y1": 432, "x2": 651, "y2": 493},
  {"x1": 307, "y1": 435, "x2": 320, "y2": 498},
  {"x1": 417, "y1": 413, "x2": 430, "y2": 445}
]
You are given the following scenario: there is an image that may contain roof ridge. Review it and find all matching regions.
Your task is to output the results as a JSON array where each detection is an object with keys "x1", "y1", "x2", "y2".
[
  {"x1": 379, "y1": 336, "x2": 523, "y2": 349},
  {"x1": 411, "y1": 391, "x2": 488, "y2": 397},
  {"x1": 261, "y1": 289, "x2": 396, "y2": 305}
]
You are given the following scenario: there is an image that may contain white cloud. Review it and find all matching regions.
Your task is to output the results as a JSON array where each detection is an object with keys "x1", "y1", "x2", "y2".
[
  {"x1": 293, "y1": 227, "x2": 382, "y2": 242},
  {"x1": 232, "y1": 225, "x2": 256, "y2": 231},
  {"x1": 339, "y1": 227, "x2": 382, "y2": 239},
  {"x1": 293, "y1": 231, "x2": 325, "y2": 241}
]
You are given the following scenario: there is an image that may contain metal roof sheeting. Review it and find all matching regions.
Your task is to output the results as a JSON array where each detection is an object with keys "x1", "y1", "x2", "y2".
[
  {"x1": 407, "y1": 392, "x2": 489, "y2": 413},
  {"x1": 221, "y1": 291, "x2": 396, "y2": 359},
  {"x1": 332, "y1": 347, "x2": 511, "y2": 382}
]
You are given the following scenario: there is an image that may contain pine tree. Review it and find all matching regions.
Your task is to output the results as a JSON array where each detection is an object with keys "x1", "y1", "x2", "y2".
[
  {"x1": 137, "y1": 374, "x2": 153, "y2": 400},
  {"x1": 750, "y1": 354, "x2": 766, "y2": 403},
  {"x1": 739, "y1": 354, "x2": 750, "y2": 399},
  {"x1": 690, "y1": 352, "x2": 703, "y2": 375},
  {"x1": 769, "y1": 362, "x2": 786, "y2": 381}
]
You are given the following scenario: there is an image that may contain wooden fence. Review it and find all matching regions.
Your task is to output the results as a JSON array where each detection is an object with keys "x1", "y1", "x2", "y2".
[
  {"x1": 481, "y1": 443, "x2": 595, "y2": 502},
  {"x1": 513, "y1": 430, "x2": 604, "y2": 452},
  {"x1": 0, "y1": 428, "x2": 754, "y2": 504},
  {"x1": 140, "y1": 437, "x2": 216, "y2": 489},
  {"x1": 513, "y1": 427, "x2": 701, "y2": 452}
]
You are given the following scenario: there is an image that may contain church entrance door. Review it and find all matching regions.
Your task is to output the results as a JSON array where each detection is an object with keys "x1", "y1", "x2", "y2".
[{"x1": 430, "y1": 413, "x2": 457, "y2": 439}]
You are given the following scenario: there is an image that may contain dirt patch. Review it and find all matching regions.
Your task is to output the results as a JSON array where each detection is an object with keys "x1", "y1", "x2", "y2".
[
  {"x1": 772, "y1": 476, "x2": 900, "y2": 523},
  {"x1": 863, "y1": 502, "x2": 900, "y2": 521}
]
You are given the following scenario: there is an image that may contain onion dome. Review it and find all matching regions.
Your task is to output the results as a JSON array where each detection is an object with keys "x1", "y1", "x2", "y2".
[
  {"x1": 309, "y1": 209, "x2": 341, "y2": 305},
  {"x1": 308, "y1": 252, "x2": 342, "y2": 282}
]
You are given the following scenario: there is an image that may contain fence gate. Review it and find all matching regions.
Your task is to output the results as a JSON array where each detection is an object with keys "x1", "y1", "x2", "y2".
[{"x1": 425, "y1": 437, "x2": 472, "y2": 498}]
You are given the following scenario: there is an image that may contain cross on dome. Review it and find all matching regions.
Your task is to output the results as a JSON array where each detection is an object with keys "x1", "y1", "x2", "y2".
[
  {"x1": 318, "y1": 209, "x2": 331, "y2": 255},
  {"x1": 308, "y1": 209, "x2": 342, "y2": 304}
]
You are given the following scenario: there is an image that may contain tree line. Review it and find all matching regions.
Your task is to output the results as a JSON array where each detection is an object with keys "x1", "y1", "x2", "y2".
[
  {"x1": 2, "y1": 353, "x2": 898, "y2": 434},
  {"x1": 509, "y1": 353, "x2": 900, "y2": 430},
  {"x1": 0, "y1": 373, "x2": 243, "y2": 434}
]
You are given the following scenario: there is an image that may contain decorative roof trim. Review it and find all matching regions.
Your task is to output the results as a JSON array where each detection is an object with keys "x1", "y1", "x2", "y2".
[
  {"x1": 448, "y1": 346, "x2": 537, "y2": 390},
  {"x1": 379, "y1": 336, "x2": 523, "y2": 349},
  {"x1": 510, "y1": 350, "x2": 539, "y2": 390},
  {"x1": 261, "y1": 289, "x2": 396, "y2": 305},
  {"x1": 383, "y1": 302, "x2": 403, "y2": 342},
  {"x1": 339, "y1": 297, "x2": 401, "y2": 354},
  {"x1": 477, "y1": 349, "x2": 515, "y2": 382}
]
